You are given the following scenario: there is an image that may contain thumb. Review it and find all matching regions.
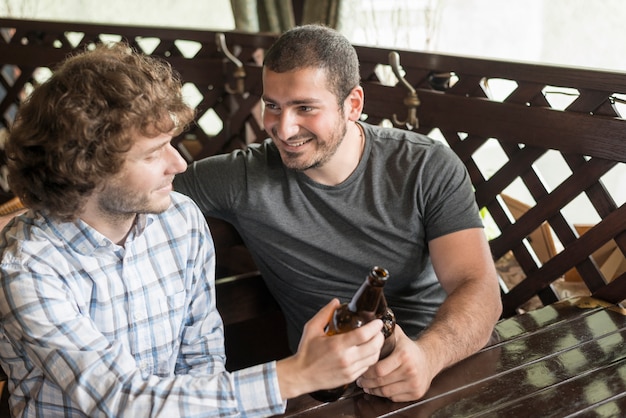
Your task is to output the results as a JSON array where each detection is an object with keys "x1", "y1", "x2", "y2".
[{"x1": 304, "y1": 298, "x2": 341, "y2": 335}]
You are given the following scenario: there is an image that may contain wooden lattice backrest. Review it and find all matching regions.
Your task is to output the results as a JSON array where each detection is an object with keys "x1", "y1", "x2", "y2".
[
  {"x1": 354, "y1": 46, "x2": 626, "y2": 316},
  {"x1": 1, "y1": 19, "x2": 625, "y2": 318},
  {"x1": 0, "y1": 19, "x2": 277, "y2": 158}
]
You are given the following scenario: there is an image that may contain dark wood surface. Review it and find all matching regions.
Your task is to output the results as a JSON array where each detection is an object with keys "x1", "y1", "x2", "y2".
[{"x1": 272, "y1": 296, "x2": 626, "y2": 417}]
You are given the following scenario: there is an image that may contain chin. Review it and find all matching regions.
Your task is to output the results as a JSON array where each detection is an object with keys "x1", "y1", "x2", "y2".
[
  {"x1": 279, "y1": 153, "x2": 313, "y2": 171},
  {"x1": 148, "y1": 196, "x2": 172, "y2": 214},
  {"x1": 157, "y1": 201, "x2": 172, "y2": 213}
]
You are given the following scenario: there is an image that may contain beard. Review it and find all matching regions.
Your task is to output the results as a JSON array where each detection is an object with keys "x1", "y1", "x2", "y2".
[
  {"x1": 275, "y1": 118, "x2": 348, "y2": 172},
  {"x1": 95, "y1": 179, "x2": 171, "y2": 223}
]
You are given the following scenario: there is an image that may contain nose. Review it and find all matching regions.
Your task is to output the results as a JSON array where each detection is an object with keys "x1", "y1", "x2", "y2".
[
  {"x1": 166, "y1": 144, "x2": 188, "y2": 174},
  {"x1": 269, "y1": 110, "x2": 300, "y2": 141}
]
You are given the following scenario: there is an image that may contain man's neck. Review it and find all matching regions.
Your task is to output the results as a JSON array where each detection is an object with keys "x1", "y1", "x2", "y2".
[{"x1": 80, "y1": 199, "x2": 136, "y2": 245}]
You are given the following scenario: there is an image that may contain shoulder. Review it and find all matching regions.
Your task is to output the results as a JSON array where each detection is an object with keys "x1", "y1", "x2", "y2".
[
  {"x1": 229, "y1": 140, "x2": 283, "y2": 172},
  {"x1": 164, "y1": 192, "x2": 206, "y2": 223},
  {"x1": 0, "y1": 211, "x2": 64, "y2": 273},
  {"x1": 363, "y1": 123, "x2": 446, "y2": 153},
  {"x1": 170, "y1": 190, "x2": 197, "y2": 207},
  {"x1": 175, "y1": 140, "x2": 281, "y2": 189},
  {"x1": 193, "y1": 140, "x2": 280, "y2": 168},
  {"x1": 362, "y1": 122, "x2": 459, "y2": 164}
]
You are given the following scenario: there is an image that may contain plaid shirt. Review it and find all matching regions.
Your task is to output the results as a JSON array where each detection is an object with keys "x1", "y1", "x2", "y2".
[{"x1": 0, "y1": 192, "x2": 285, "y2": 417}]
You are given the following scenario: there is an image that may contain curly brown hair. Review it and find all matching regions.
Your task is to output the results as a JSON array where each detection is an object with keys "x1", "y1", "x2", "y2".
[{"x1": 6, "y1": 42, "x2": 195, "y2": 221}]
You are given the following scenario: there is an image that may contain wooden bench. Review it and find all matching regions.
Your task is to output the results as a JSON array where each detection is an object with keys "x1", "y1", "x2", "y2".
[
  {"x1": 215, "y1": 272, "x2": 290, "y2": 371},
  {"x1": 0, "y1": 18, "x2": 625, "y2": 415}
]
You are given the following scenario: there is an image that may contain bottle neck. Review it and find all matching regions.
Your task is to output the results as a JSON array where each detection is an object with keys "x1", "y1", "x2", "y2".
[
  {"x1": 347, "y1": 283, "x2": 383, "y2": 313},
  {"x1": 347, "y1": 268, "x2": 388, "y2": 313}
]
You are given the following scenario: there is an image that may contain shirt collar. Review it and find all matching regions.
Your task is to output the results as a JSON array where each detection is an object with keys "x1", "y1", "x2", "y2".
[{"x1": 42, "y1": 212, "x2": 156, "y2": 255}]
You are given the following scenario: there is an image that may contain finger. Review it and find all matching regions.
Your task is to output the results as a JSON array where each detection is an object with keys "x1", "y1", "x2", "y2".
[
  {"x1": 345, "y1": 323, "x2": 386, "y2": 371},
  {"x1": 361, "y1": 383, "x2": 398, "y2": 401},
  {"x1": 348, "y1": 319, "x2": 385, "y2": 345},
  {"x1": 303, "y1": 298, "x2": 341, "y2": 335},
  {"x1": 328, "y1": 320, "x2": 384, "y2": 363},
  {"x1": 362, "y1": 380, "x2": 425, "y2": 403},
  {"x1": 357, "y1": 357, "x2": 401, "y2": 390},
  {"x1": 361, "y1": 323, "x2": 409, "y2": 376},
  {"x1": 342, "y1": 344, "x2": 385, "y2": 381},
  {"x1": 358, "y1": 331, "x2": 408, "y2": 384}
]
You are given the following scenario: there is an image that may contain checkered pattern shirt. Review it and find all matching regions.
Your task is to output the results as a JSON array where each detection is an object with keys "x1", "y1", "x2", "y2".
[{"x1": 0, "y1": 192, "x2": 285, "y2": 417}]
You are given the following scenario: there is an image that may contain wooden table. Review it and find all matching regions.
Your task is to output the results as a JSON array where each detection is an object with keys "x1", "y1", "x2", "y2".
[{"x1": 273, "y1": 296, "x2": 626, "y2": 417}]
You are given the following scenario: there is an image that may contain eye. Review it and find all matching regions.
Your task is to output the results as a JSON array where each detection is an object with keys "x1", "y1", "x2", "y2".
[
  {"x1": 145, "y1": 146, "x2": 165, "y2": 161},
  {"x1": 299, "y1": 106, "x2": 313, "y2": 112},
  {"x1": 264, "y1": 102, "x2": 279, "y2": 111}
]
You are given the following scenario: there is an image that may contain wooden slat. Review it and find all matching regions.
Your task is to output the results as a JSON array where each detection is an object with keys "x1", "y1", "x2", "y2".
[
  {"x1": 490, "y1": 158, "x2": 618, "y2": 260},
  {"x1": 355, "y1": 45, "x2": 626, "y2": 93},
  {"x1": 480, "y1": 358, "x2": 626, "y2": 417},
  {"x1": 491, "y1": 297, "x2": 610, "y2": 342}
]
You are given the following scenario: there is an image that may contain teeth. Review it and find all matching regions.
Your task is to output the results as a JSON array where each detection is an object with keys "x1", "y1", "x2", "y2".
[{"x1": 288, "y1": 139, "x2": 309, "y2": 147}]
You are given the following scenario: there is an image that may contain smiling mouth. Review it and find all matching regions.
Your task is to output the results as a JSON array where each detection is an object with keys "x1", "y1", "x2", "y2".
[{"x1": 284, "y1": 138, "x2": 313, "y2": 148}]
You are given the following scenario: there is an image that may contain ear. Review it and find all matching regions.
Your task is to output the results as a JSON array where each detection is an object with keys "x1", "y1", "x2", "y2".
[{"x1": 344, "y1": 85, "x2": 364, "y2": 122}]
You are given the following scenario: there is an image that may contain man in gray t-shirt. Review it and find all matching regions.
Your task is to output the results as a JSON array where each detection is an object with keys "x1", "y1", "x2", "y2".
[
  {"x1": 174, "y1": 24, "x2": 502, "y2": 402},
  {"x1": 176, "y1": 123, "x2": 480, "y2": 346}
]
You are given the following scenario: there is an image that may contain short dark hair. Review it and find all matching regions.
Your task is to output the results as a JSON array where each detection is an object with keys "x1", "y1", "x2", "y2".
[
  {"x1": 263, "y1": 24, "x2": 360, "y2": 105},
  {"x1": 7, "y1": 42, "x2": 195, "y2": 221}
]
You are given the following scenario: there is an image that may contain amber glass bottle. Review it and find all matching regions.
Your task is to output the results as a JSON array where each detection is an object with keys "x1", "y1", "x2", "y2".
[{"x1": 310, "y1": 266, "x2": 396, "y2": 403}]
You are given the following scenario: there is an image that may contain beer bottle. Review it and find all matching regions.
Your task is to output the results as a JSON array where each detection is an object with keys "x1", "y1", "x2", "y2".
[{"x1": 310, "y1": 266, "x2": 396, "y2": 402}]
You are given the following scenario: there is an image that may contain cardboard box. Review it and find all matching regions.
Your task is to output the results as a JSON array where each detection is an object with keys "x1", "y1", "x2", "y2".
[
  {"x1": 564, "y1": 224, "x2": 626, "y2": 282},
  {"x1": 502, "y1": 194, "x2": 557, "y2": 264},
  {"x1": 501, "y1": 196, "x2": 626, "y2": 283}
]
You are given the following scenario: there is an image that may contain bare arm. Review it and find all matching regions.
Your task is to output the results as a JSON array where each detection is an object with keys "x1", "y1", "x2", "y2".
[
  {"x1": 419, "y1": 227, "x2": 502, "y2": 369},
  {"x1": 358, "y1": 228, "x2": 502, "y2": 401}
]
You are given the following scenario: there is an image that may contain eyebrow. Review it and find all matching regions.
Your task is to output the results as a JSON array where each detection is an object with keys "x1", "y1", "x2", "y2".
[
  {"x1": 262, "y1": 95, "x2": 323, "y2": 106},
  {"x1": 140, "y1": 137, "x2": 171, "y2": 156}
]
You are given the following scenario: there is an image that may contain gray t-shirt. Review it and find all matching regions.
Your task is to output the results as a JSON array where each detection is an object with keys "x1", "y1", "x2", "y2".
[{"x1": 174, "y1": 122, "x2": 483, "y2": 351}]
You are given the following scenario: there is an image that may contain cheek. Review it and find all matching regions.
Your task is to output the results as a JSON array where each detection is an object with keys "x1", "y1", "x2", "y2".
[
  {"x1": 307, "y1": 114, "x2": 338, "y2": 136},
  {"x1": 122, "y1": 176, "x2": 148, "y2": 194},
  {"x1": 262, "y1": 111, "x2": 276, "y2": 131},
  {"x1": 123, "y1": 165, "x2": 155, "y2": 188}
]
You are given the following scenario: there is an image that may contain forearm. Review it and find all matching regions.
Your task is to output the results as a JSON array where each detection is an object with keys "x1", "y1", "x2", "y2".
[
  {"x1": 416, "y1": 279, "x2": 501, "y2": 373},
  {"x1": 276, "y1": 355, "x2": 312, "y2": 400},
  {"x1": 10, "y1": 338, "x2": 283, "y2": 417}
]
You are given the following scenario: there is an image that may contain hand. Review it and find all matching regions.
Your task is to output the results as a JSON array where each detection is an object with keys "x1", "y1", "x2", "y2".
[
  {"x1": 356, "y1": 325, "x2": 436, "y2": 402},
  {"x1": 276, "y1": 299, "x2": 384, "y2": 400}
]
